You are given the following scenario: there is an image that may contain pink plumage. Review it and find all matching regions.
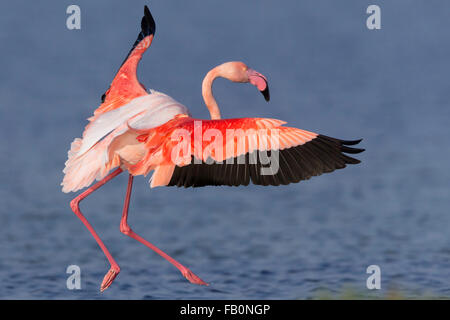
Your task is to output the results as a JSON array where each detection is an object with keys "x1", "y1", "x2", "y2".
[{"x1": 63, "y1": 5, "x2": 364, "y2": 291}]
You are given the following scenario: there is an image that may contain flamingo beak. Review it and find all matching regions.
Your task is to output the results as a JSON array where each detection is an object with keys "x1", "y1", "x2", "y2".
[{"x1": 247, "y1": 68, "x2": 270, "y2": 102}]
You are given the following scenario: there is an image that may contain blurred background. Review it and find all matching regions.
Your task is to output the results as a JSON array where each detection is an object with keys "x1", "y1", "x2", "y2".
[{"x1": 0, "y1": 0, "x2": 449, "y2": 299}]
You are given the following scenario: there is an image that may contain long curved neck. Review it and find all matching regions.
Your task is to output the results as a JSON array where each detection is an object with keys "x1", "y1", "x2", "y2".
[{"x1": 202, "y1": 67, "x2": 222, "y2": 120}]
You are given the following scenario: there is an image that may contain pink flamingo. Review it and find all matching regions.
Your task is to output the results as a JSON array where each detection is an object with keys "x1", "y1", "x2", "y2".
[{"x1": 62, "y1": 6, "x2": 364, "y2": 291}]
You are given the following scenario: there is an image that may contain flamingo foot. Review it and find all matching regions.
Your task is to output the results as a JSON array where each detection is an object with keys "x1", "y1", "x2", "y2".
[
  {"x1": 181, "y1": 268, "x2": 209, "y2": 286},
  {"x1": 100, "y1": 266, "x2": 120, "y2": 292}
]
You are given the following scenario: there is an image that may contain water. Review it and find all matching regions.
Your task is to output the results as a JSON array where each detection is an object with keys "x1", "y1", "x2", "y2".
[{"x1": 1, "y1": 0, "x2": 449, "y2": 299}]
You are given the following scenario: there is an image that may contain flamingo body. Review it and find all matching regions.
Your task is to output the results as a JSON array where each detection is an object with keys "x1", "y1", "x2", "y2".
[{"x1": 62, "y1": 5, "x2": 364, "y2": 291}]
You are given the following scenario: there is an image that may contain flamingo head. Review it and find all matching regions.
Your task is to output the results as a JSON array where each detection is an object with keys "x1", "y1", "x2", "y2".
[{"x1": 219, "y1": 61, "x2": 270, "y2": 101}]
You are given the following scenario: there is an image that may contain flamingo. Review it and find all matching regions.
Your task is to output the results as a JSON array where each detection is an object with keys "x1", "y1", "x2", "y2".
[{"x1": 62, "y1": 5, "x2": 364, "y2": 291}]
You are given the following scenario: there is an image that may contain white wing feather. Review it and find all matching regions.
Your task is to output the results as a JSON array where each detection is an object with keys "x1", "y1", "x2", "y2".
[
  {"x1": 76, "y1": 91, "x2": 189, "y2": 158},
  {"x1": 62, "y1": 91, "x2": 189, "y2": 192}
]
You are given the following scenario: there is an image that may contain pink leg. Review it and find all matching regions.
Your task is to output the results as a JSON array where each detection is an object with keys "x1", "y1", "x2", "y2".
[
  {"x1": 119, "y1": 174, "x2": 208, "y2": 286},
  {"x1": 70, "y1": 168, "x2": 123, "y2": 292}
]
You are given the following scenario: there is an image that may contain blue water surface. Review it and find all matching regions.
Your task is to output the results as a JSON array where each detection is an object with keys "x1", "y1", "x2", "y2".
[{"x1": 0, "y1": 0, "x2": 449, "y2": 299}]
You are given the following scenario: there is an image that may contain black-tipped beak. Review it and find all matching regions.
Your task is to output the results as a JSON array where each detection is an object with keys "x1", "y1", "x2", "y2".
[
  {"x1": 247, "y1": 68, "x2": 270, "y2": 102},
  {"x1": 260, "y1": 84, "x2": 270, "y2": 102}
]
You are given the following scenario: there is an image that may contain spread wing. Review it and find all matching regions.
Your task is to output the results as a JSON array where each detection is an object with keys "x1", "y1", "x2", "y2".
[
  {"x1": 94, "y1": 5, "x2": 156, "y2": 116},
  {"x1": 166, "y1": 118, "x2": 364, "y2": 187},
  {"x1": 62, "y1": 6, "x2": 158, "y2": 192},
  {"x1": 130, "y1": 117, "x2": 364, "y2": 188}
]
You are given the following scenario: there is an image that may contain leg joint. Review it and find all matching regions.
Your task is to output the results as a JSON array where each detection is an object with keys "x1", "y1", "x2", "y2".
[
  {"x1": 70, "y1": 197, "x2": 80, "y2": 211},
  {"x1": 120, "y1": 223, "x2": 133, "y2": 235}
]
